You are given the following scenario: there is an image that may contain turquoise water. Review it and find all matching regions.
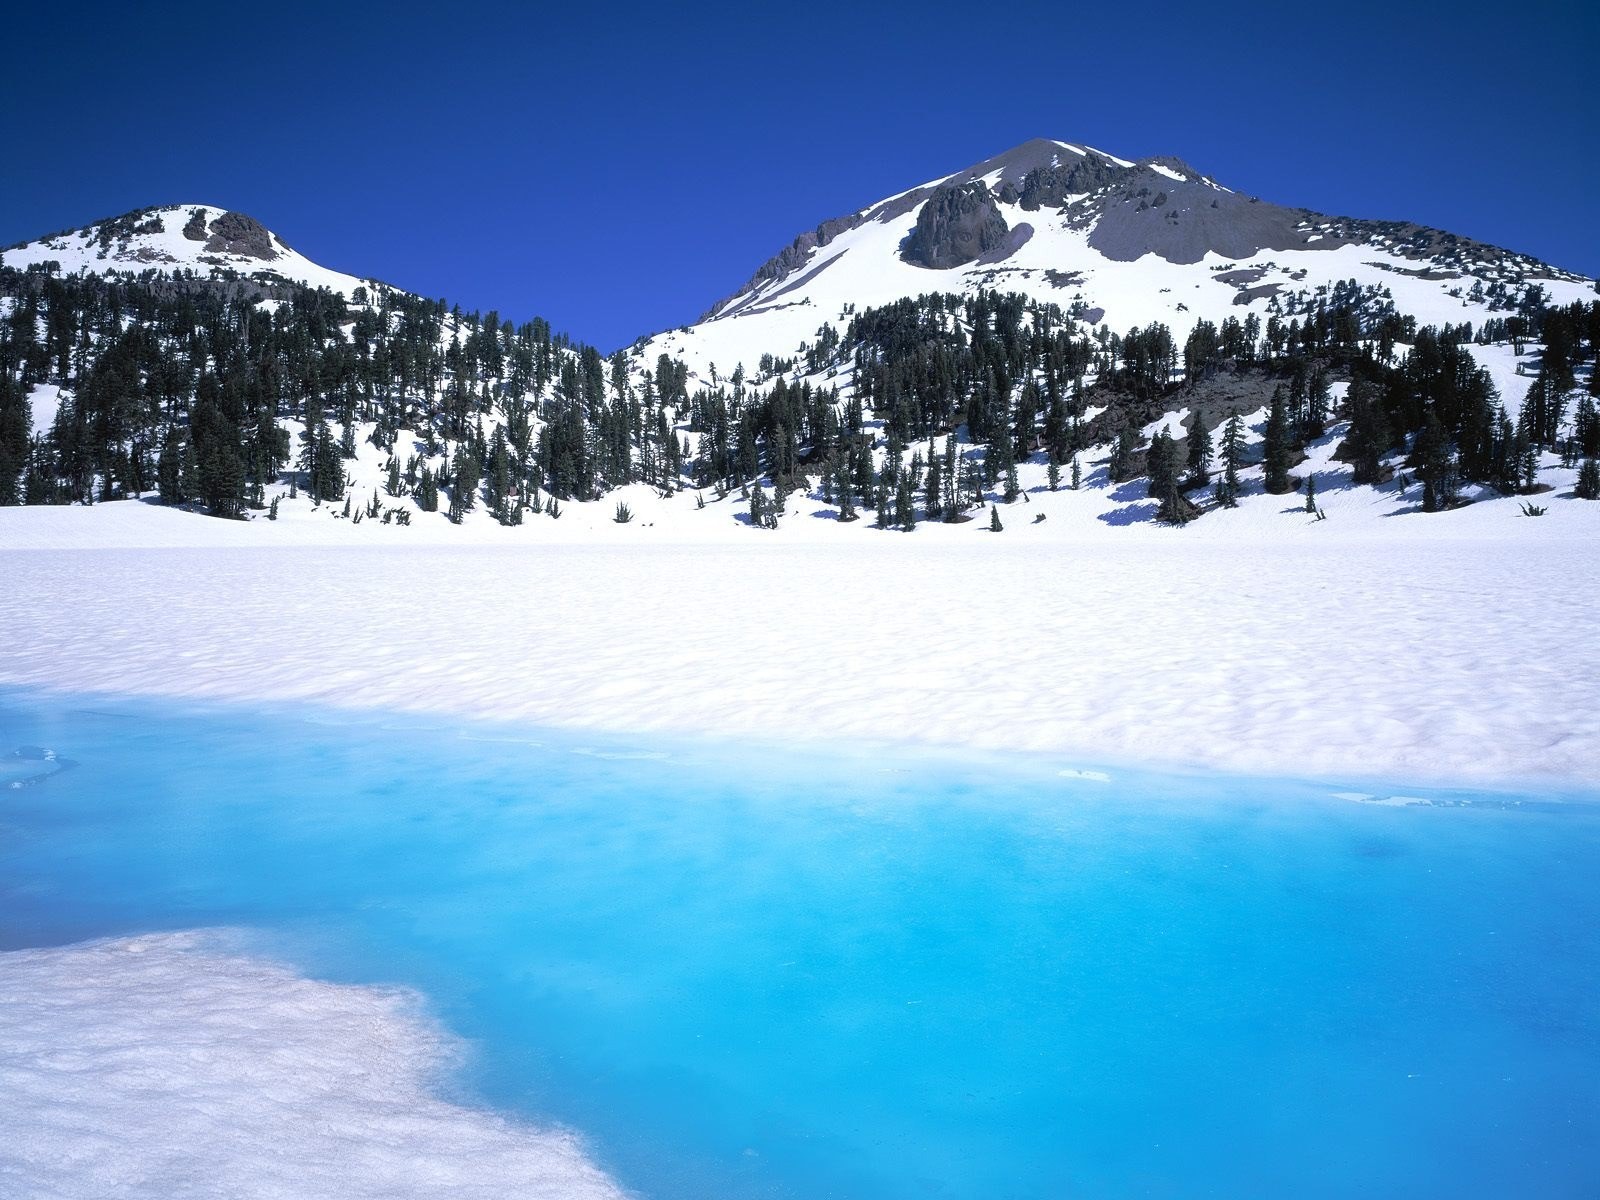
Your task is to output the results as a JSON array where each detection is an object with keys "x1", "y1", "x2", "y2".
[{"x1": 2, "y1": 690, "x2": 1597, "y2": 1198}]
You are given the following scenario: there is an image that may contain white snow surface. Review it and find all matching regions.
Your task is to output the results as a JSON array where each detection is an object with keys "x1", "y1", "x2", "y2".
[
  {"x1": 0, "y1": 931, "x2": 629, "y2": 1200},
  {"x1": 2, "y1": 204, "x2": 376, "y2": 296},
  {"x1": 637, "y1": 142, "x2": 1595, "y2": 389},
  {"x1": 2, "y1": 496, "x2": 1597, "y2": 791}
]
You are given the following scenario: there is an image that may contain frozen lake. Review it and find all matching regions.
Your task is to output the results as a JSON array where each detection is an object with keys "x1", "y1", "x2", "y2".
[{"x1": 2, "y1": 690, "x2": 1596, "y2": 1198}]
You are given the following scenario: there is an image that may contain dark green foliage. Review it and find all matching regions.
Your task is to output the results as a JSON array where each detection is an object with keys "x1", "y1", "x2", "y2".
[
  {"x1": 1415, "y1": 413, "x2": 1459, "y2": 512},
  {"x1": 748, "y1": 483, "x2": 777, "y2": 529},
  {"x1": 448, "y1": 444, "x2": 480, "y2": 523},
  {"x1": 0, "y1": 375, "x2": 28, "y2": 504},
  {"x1": 1108, "y1": 426, "x2": 1140, "y2": 484},
  {"x1": 989, "y1": 504, "x2": 1002, "y2": 532},
  {"x1": 1147, "y1": 430, "x2": 1193, "y2": 524},
  {"x1": 1184, "y1": 413, "x2": 1211, "y2": 488},
  {"x1": 4, "y1": 252, "x2": 1594, "y2": 529},
  {"x1": 1215, "y1": 410, "x2": 1245, "y2": 508},
  {"x1": 1575, "y1": 457, "x2": 1600, "y2": 500},
  {"x1": 1343, "y1": 376, "x2": 1392, "y2": 485},
  {"x1": 415, "y1": 467, "x2": 439, "y2": 512},
  {"x1": 1262, "y1": 387, "x2": 1292, "y2": 494}
]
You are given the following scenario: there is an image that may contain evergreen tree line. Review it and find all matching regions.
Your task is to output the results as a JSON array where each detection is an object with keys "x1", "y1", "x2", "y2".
[{"x1": 2, "y1": 258, "x2": 1596, "y2": 524}]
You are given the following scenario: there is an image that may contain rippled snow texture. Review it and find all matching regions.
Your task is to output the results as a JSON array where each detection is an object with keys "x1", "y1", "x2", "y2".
[
  {"x1": 2, "y1": 522, "x2": 1597, "y2": 787},
  {"x1": 0, "y1": 933, "x2": 628, "y2": 1200}
]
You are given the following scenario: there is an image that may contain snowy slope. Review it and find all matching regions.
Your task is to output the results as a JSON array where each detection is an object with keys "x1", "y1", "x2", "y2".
[
  {"x1": 635, "y1": 138, "x2": 1597, "y2": 386},
  {"x1": 2, "y1": 204, "x2": 378, "y2": 296}
]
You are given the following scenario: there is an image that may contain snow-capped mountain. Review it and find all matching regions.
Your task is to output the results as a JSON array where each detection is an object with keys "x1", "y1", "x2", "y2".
[
  {"x1": 635, "y1": 138, "x2": 1594, "y2": 383},
  {"x1": 1, "y1": 203, "x2": 375, "y2": 297}
]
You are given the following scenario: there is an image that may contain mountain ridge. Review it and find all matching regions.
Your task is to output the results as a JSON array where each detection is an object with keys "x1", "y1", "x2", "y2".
[
  {"x1": 700, "y1": 137, "x2": 1584, "y2": 329},
  {"x1": 1, "y1": 202, "x2": 380, "y2": 298}
]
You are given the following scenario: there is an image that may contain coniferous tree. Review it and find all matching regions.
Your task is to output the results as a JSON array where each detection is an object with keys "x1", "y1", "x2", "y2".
[
  {"x1": 1574, "y1": 457, "x2": 1600, "y2": 500},
  {"x1": 1575, "y1": 394, "x2": 1599, "y2": 459},
  {"x1": 1305, "y1": 369, "x2": 1330, "y2": 439},
  {"x1": 1345, "y1": 377, "x2": 1392, "y2": 485},
  {"x1": 1108, "y1": 426, "x2": 1140, "y2": 483},
  {"x1": 1217, "y1": 410, "x2": 1245, "y2": 507},
  {"x1": 1262, "y1": 386, "x2": 1292, "y2": 494},
  {"x1": 895, "y1": 474, "x2": 916, "y2": 531},
  {"x1": 416, "y1": 467, "x2": 439, "y2": 512},
  {"x1": 1415, "y1": 413, "x2": 1459, "y2": 512},
  {"x1": 0, "y1": 376, "x2": 29, "y2": 505},
  {"x1": 989, "y1": 504, "x2": 1003, "y2": 532},
  {"x1": 1185, "y1": 413, "x2": 1212, "y2": 488},
  {"x1": 447, "y1": 445, "x2": 480, "y2": 523},
  {"x1": 1148, "y1": 430, "x2": 1190, "y2": 524}
]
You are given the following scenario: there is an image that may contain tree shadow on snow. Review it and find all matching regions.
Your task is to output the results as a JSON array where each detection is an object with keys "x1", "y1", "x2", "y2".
[{"x1": 1097, "y1": 501, "x2": 1161, "y2": 526}]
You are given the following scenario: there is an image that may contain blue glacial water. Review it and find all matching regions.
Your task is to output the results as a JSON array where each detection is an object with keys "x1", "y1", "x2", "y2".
[{"x1": 1, "y1": 689, "x2": 1597, "y2": 1199}]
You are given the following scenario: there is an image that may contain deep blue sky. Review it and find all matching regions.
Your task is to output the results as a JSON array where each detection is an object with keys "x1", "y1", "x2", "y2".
[{"x1": 4, "y1": 1, "x2": 1595, "y2": 350}]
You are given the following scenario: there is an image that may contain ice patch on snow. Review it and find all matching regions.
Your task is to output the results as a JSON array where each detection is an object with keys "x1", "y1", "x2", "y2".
[
  {"x1": 2, "y1": 745, "x2": 76, "y2": 789},
  {"x1": 1332, "y1": 792, "x2": 1437, "y2": 808},
  {"x1": 0, "y1": 932, "x2": 629, "y2": 1200}
]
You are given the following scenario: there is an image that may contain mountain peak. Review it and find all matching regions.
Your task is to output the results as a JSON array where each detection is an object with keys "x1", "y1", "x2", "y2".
[{"x1": 2, "y1": 203, "x2": 374, "y2": 296}]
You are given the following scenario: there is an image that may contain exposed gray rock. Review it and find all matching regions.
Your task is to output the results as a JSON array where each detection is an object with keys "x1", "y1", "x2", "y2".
[
  {"x1": 1087, "y1": 169, "x2": 1338, "y2": 264},
  {"x1": 1017, "y1": 156, "x2": 1128, "y2": 210},
  {"x1": 975, "y1": 222, "x2": 1033, "y2": 265},
  {"x1": 203, "y1": 210, "x2": 277, "y2": 260},
  {"x1": 901, "y1": 181, "x2": 1011, "y2": 269}
]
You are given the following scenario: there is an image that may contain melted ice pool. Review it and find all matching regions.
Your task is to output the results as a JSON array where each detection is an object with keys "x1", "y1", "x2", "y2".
[{"x1": 2, "y1": 692, "x2": 1596, "y2": 1198}]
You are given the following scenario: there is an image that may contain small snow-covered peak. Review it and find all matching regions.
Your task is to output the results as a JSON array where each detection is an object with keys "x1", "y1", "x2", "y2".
[
  {"x1": 2, "y1": 204, "x2": 379, "y2": 297},
  {"x1": 933, "y1": 138, "x2": 1143, "y2": 191}
]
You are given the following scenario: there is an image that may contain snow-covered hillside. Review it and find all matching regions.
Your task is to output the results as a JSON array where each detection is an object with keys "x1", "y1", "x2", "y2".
[
  {"x1": 635, "y1": 138, "x2": 1596, "y2": 386},
  {"x1": 2, "y1": 149, "x2": 1597, "y2": 542},
  {"x1": 1, "y1": 203, "x2": 375, "y2": 297}
]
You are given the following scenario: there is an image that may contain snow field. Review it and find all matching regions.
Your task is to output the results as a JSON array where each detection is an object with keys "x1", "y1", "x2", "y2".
[
  {"x1": 0, "y1": 932, "x2": 628, "y2": 1200},
  {"x1": 2, "y1": 508, "x2": 1596, "y2": 789}
]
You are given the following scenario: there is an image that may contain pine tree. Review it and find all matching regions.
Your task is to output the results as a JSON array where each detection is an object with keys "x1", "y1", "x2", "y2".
[
  {"x1": 924, "y1": 455, "x2": 944, "y2": 520},
  {"x1": 1217, "y1": 410, "x2": 1245, "y2": 507},
  {"x1": 1415, "y1": 413, "x2": 1459, "y2": 512},
  {"x1": 1575, "y1": 457, "x2": 1600, "y2": 500},
  {"x1": 1148, "y1": 431, "x2": 1190, "y2": 524},
  {"x1": 895, "y1": 474, "x2": 915, "y2": 530},
  {"x1": 1070, "y1": 455, "x2": 1081, "y2": 490},
  {"x1": 1185, "y1": 413, "x2": 1212, "y2": 488},
  {"x1": 1108, "y1": 426, "x2": 1139, "y2": 483},
  {"x1": 0, "y1": 376, "x2": 29, "y2": 505},
  {"x1": 1304, "y1": 473, "x2": 1318, "y2": 513},
  {"x1": 1305, "y1": 369, "x2": 1330, "y2": 439},
  {"x1": 448, "y1": 445, "x2": 480, "y2": 523},
  {"x1": 416, "y1": 467, "x2": 439, "y2": 512},
  {"x1": 989, "y1": 504, "x2": 1003, "y2": 532},
  {"x1": 1345, "y1": 377, "x2": 1392, "y2": 485},
  {"x1": 1262, "y1": 386, "x2": 1292, "y2": 494}
]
